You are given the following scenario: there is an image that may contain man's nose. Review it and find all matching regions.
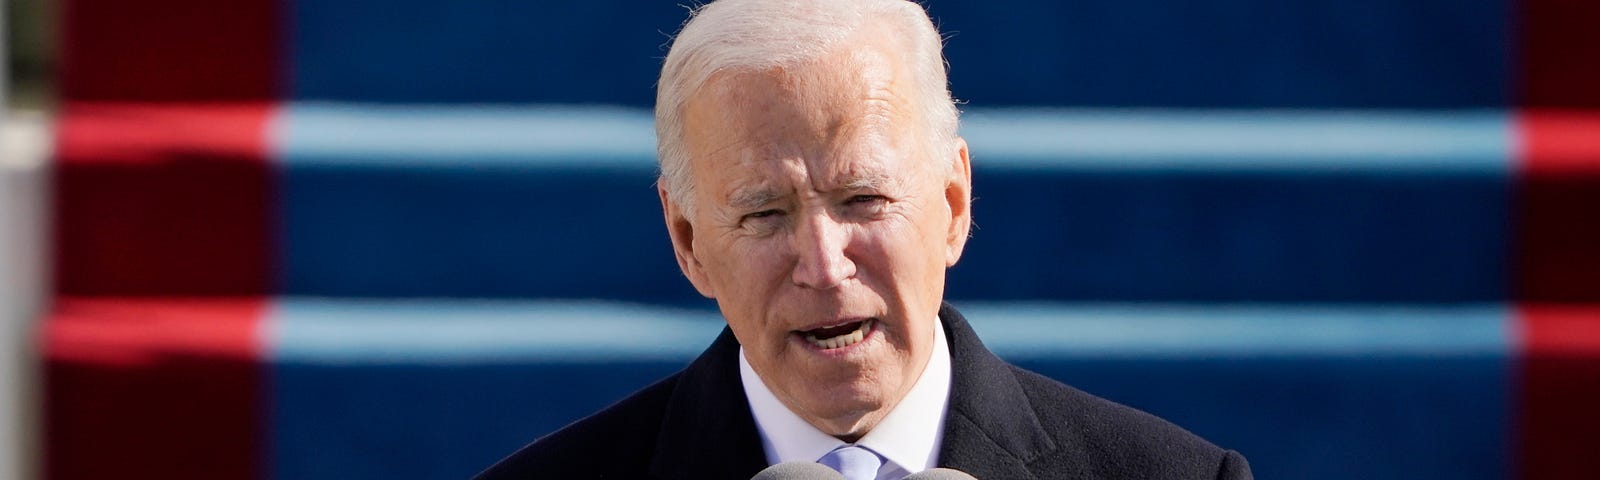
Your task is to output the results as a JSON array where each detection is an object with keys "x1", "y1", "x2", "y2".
[{"x1": 790, "y1": 212, "x2": 856, "y2": 289}]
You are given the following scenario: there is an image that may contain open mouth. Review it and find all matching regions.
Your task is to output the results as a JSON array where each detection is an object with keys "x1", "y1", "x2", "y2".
[{"x1": 800, "y1": 318, "x2": 875, "y2": 350}]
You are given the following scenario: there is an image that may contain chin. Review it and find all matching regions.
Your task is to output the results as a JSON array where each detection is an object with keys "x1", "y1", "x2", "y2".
[
  {"x1": 809, "y1": 405, "x2": 882, "y2": 440},
  {"x1": 796, "y1": 376, "x2": 892, "y2": 431}
]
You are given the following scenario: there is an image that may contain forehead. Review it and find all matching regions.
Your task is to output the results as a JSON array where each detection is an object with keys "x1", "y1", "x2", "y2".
[
  {"x1": 680, "y1": 41, "x2": 923, "y2": 204},
  {"x1": 691, "y1": 52, "x2": 905, "y2": 149}
]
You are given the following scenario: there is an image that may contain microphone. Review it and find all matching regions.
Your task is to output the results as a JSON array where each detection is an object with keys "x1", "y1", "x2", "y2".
[
  {"x1": 902, "y1": 468, "x2": 979, "y2": 479},
  {"x1": 750, "y1": 462, "x2": 846, "y2": 479}
]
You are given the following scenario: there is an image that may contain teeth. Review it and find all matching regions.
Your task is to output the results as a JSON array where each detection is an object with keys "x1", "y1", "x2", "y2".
[{"x1": 804, "y1": 319, "x2": 872, "y2": 350}]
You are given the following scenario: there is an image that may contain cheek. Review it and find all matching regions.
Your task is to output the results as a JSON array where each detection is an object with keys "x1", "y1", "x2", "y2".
[
  {"x1": 886, "y1": 205, "x2": 948, "y2": 259},
  {"x1": 853, "y1": 223, "x2": 925, "y2": 284},
  {"x1": 853, "y1": 211, "x2": 949, "y2": 300},
  {"x1": 708, "y1": 238, "x2": 789, "y2": 301},
  {"x1": 706, "y1": 240, "x2": 791, "y2": 348}
]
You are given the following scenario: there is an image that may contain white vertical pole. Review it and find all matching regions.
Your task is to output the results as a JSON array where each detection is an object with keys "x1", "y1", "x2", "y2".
[{"x1": 2, "y1": 110, "x2": 50, "y2": 480}]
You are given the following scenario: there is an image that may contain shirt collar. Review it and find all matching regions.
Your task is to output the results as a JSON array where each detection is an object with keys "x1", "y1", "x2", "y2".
[{"x1": 739, "y1": 317, "x2": 952, "y2": 476}]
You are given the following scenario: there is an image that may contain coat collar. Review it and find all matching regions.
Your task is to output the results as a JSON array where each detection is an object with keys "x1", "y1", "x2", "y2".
[
  {"x1": 648, "y1": 326, "x2": 770, "y2": 479},
  {"x1": 647, "y1": 302, "x2": 1054, "y2": 479},
  {"x1": 935, "y1": 302, "x2": 1057, "y2": 479}
]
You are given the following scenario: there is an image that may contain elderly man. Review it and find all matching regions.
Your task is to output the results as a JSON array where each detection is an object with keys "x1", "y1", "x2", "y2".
[{"x1": 478, "y1": 0, "x2": 1250, "y2": 478}]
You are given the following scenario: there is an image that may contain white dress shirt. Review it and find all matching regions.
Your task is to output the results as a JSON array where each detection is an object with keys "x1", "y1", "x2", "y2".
[{"x1": 739, "y1": 318, "x2": 953, "y2": 480}]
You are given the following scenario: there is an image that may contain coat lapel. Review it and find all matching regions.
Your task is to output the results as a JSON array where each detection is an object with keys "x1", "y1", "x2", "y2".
[
  {"x1": 936, "y1": 302, "x2": 1057, "y2": 479},
  {"x1": 645, "y1": 304, "x2": 1055, "y2": 479},
  {"x1": 648, "y1": 327, "x2": 770, "y2": 479}
]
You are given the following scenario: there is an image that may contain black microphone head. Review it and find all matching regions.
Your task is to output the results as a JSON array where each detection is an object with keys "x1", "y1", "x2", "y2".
[
  {"x1": 901, "y1": 467, "x2": 979, "y2": 479},
  {"x1": 750, "y1": 462, "x2": 846, "y2": 480}
]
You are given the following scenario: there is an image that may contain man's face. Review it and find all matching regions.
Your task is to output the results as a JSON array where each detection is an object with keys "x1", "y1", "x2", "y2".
[{"x1": 660, "y1": 35, "x2": 972, "y2": 440}]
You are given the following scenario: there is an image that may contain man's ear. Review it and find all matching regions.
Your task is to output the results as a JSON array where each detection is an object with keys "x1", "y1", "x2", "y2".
[
  {"x1": 944, "y1": 137, "x2": 973, "y2": 267},
  {"x1": 660, "y1": 186, "x2": 718, "y2": 298}
]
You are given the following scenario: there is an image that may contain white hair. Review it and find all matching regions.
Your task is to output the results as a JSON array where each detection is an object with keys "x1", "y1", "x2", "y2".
[{"x1": 654, "y1": 0, "x2": 960, "y2": 216}]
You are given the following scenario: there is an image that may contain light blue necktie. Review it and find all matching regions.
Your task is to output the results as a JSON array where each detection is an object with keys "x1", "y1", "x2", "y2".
[{"x1": 818, "y1": 445, "x2": 885, "y2": 480}]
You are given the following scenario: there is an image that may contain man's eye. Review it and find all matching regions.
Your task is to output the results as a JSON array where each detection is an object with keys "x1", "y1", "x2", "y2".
[
  {"x1": 847, "y1": 195, "x2": 886, "y2": 205},
  {"x1": 744, "y1": 209, "x2": 782, "y2": 220}
]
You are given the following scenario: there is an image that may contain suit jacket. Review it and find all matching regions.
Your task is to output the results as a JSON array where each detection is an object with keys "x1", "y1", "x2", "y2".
[{"x1": 476, "y1": 302, "x2": 1252, "y2": 479}]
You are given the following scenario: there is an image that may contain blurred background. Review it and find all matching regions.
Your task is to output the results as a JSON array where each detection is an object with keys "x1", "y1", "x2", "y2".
[{"x1": 3, "y1": 0, "x2": 1598, "y2": 479}]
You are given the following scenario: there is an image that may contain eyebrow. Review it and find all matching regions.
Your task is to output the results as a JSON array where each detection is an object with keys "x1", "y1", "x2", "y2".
[
  {"x1": 840, "y1": 171, "x2": 894, "y2": 192},
  {"x1": 726, "y1": 187, "x2": 782, "y2": 211},
  {"x1": 723, "y1": 171, "x2": 898, "y2": 211}
]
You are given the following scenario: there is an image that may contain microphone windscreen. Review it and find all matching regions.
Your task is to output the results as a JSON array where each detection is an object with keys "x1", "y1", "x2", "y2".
[
  {"x1": 901, "y1": 467, "x2": 979, "y2": 479},
  {"x1": 750, "y1": 462, "x2": 847, "y2": 480}
]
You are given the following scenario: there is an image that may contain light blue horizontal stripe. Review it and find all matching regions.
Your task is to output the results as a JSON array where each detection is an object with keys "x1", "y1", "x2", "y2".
[
  {"x1": 269, "y1": 299, "x2": 726, "y2": 363},
  {"x1": 962, "y1": 109, "x2": 1511, "y2": 171},
  {"x1": 275, "y1": 104, "x2": 1510, "y2": 172},
  {"x1": 267, "y1": 300, "x2": 1511, "y2": 363},
  {"x1": 958, "y1": 302, "x2": 1511, "y2": 358},
  {"x1": 276, "y1": 103, "x2": 659, "y2": 168}
]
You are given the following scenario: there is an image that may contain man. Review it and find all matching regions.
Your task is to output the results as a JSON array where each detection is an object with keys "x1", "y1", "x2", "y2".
[{"x1": 477, "y1": 0, "x2": 1251, "y2": 478}]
